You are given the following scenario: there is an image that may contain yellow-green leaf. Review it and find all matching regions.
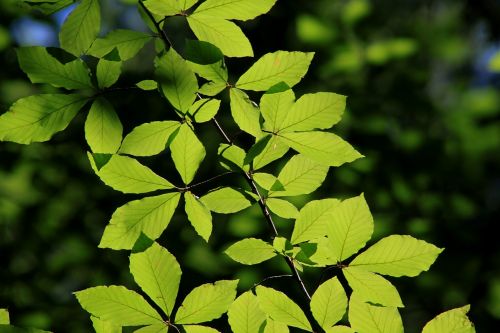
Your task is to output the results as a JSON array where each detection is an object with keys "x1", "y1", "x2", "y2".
[
  {"x1": 225, "y1": 238, "x2": 276, "y2": 265},
  {"x1": 184, "y1": 191, "x2": 213, "y2": 241},
  {"x1": 348, "y1": 294, "x2": 403, "y2": 333},
  {"x1": 230, "y1": 88, "x2": 262, "y2": 138},
  {"x1": 310, "y1": 277, "x2": 347, "y2": 329},
  {"x1": 228, "y1": 291, "x2": 265, "y2": 333},
  {"x1": 193, "y1": 0, "x2": 277, "y2": 21},
  {"x1": 88, "y1": 29, "x2": 152, "y2": 60},
  {"x1": 201, "y1": 187, "x2": 254, "y2": 213},
  {"x1": 84, "y1": 98, "x2": 123, "y2": 154},
  {"x1": 422, "y1": 305, "x2": 475, "y2": 333},
  {"x1": 59, "y1": 0, "x2": 100, "y2": 55},
  {"x1": 119, "y1": 121, "x2": 180, "y2": 157},
  {"x1": 170, "y1": 123, "x2": 206, "y2": 184},
  {"x1": 291, "y1": 199, "x2": 340, "y2": 245}
]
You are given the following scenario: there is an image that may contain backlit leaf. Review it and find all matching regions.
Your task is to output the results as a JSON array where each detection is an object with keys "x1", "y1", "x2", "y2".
[
  {"x1": 129, "y1": 242, "x2": 181, "y2": 317},
  {"x1": 236, "y1": 51, "x2": 314, "y2": 91},
  {"x1": 185, "y1": 191, "x2": 213, "y2": 241},
  {"x1": 59, "y1": 0, "x2": 100, "y2": 55},
  {"x1": 74, "y1": 286, "x2": 163, "y2": 326},
  {"x1": 175, "y1": 280, "x2": 238, "y2": 324},
  {"x1": 201, "y1": 187, "x2": 254, "y2": 213},
  {"x1": 0, "y1": 94, "x2": 87, "y2": 144},
  {"x1": 0, "y1": 309, "x2": 8, "y2": 324},
  {"x1": 99, "y1": 193, "x2": 181, "y2": 250},
  {"x1": 193, "y1": 0, "x2": 277, "y2": 21},
  {"x1": 348, "y1": 294, "x2": 403, "y2": 333},
  {"x1": 89, "y1": 29, "x2": 152, "y2": 60},
  {"x1": 350, "y1": 235, "x2": 444, "y2": 277},
  {"x1": 183, "y1": 326, "x2": 220, "y2": 333},
  {"x1": 91, "y1": 316, "x2": 121, "y2": 333},
  {"x1": 96, "y1": 155, "x2": 174, "y2": 193},
  {"x1": 170, "y1": 123, "x2": 206, "y2": 184},
  {"x1": 85, "y1": 98, "x2": 123, "y2": 154},
  {"x1": 343, "y1": 267, "x2": 403, "y2": 307},
  {"x1": 225, "y1": 238, "x2": 276, "y2": 265},
  {"x1": 278, "y1": 92, "x2": 345, "y2": 132},
  {"x1": 119, "y1": 121, "x2": 180, "y2": 157},
  {"x1": 96, "y1": 59, "x2": 121, "y2": 89},
  {"x1": 246, "y1": 135, "x2": 289, "y2": 170},
  {"x1": 187, "y1": 14, "x2": 253, "y2": 58},
  {"x1": 228, "y1": 291, "x2": 265, "y2": 333},
  {"x1": 310, "y1": 277, "x2": 347, "y2": 329},
  {"x1": 218, "y1": 144, "x2": 248, "y2": 172},
  {"x1": 256, "y1": 286, "x2": 312, "y2": 331},
  {"x1": 269, "y1": 154, "x2": 328, "y2": 197},
  {"x1": 261, "y1": 88, "x2": 295, "y2": 132},
  {"x1": 279, "y1": 131, "x2": 363, "y2": 167},
  {"x1": 230, "y1": 88, "x2": 262, "y2": 138},
  {"x1": 422, "y1": 305, "x2": 475, "y2": 333},
  {"x1": 266, "y1": 198, "x2": 298, "y2": 219},
  {"x1": 16, "y1": 46, "x2": 92, "y2": 89},
  {"x1": 291, "y1": 199, "x2": 340, "y2": 245},
  {"x1": 326, "y1": 194, "x2": 373, "y2": 261},
  {"x1": 264, "y1": 319, "x2": 289, "y2": 333},
  {"x1": 155, "y1": 49, "x2": 198, "y2": 113},
  {"x1": 188, "y1": 98, "x2": 221, "y2": 123}
]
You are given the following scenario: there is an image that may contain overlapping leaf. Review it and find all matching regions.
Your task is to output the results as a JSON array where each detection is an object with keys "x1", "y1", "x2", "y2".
[
  {"x1": 59, "y1": 0, "x2": 100, "y2": 55},
  {"x1": 310, "y1": 277, "x2": 347, "y2": 329},
  {"x1": 201, "y1": 187, "x2": 254, "y2": 213},
  {"x1": 261, "y1": 88, "x2": 295, "y2": 132},
  {"x1": 96, "y1": 59, "x2": 121, "y2": 89},
  {"x1": 348, "y1": 294, "x2": 403, "y2": 333},
  {"x1": 228, "y1": 291, "x2": 265, "y2": 333},
  {"x1": 175, "y1": 280, "x2": 238, "y2": 324},
  {"x1": 291, "y1": 199, "x2": 340, "y2": 244},
  {"x1": 99, "y1": 193, "x2": 180, "y2": 250},
  {"x1": 230, "y1": 88, "x2": 262, "y2": 138},
  {"x1": 170, "y1": 123, "x2": 206, "y2": 184},
  {"x1": 193, "y1": 0, "x2": 277, "y2": 21},
  {"x1": 326, "y1": 194, "x2": 373, "y2": 261},
  {"x1": 119, "y1": 121, "x2": 180, "y2": 157},
  {"x1": 88, "y1": 29, "x2": 152, "y2": 60},
  {"x1": 246, "y1": 135, "x2": 289, "y2": 170},
  {"x1": 17, "y1": 46, "x2": 92, "y2": 89},
  {"x1": 94, "y1": 155, "x2": 174, "y2": 193},
  {"x1": 129, "y1": 242, "x2": 181, "y2": 316},
  {"x1": 266, "y1": 198, "x2": 298, "y2": 219},
  {"x1": 84, "y1": 98, "x2": 123, "y2": 154},
  {"x1": 184, "y1": 191, "x2": 213, "y2": 241},
  {"x1": 236, "y1": 51, "x2": 314, "y2": 91}
]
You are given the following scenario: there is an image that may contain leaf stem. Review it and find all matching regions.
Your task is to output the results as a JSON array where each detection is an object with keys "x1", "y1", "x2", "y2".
[{"x1": 138, "y1": 0, "x2": 174, "y2": 48}]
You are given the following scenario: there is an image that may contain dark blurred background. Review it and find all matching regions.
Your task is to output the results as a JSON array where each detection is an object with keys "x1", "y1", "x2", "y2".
[{"x1": 0, "y1": 0, "x2": 499, "y2": 332}]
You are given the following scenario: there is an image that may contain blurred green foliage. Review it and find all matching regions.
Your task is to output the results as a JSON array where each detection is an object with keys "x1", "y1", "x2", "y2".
[{"x1": 0, "y1": 0, "x2": 499, "y2": 332}]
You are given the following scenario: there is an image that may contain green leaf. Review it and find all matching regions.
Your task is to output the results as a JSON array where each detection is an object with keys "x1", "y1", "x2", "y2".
[
  {"x1": 59, "y1": 0, "x2": 100, "y2": 55},
  {"x1": 350, "y1": 235, "x2": 444, "y2": 277},
  {"x1": 23, "y1": 0, "x2": 74, "y2": 15},
  {"x1": 183, "y1": 326, "x2": 220, "y2": 333},
  {"x1": 264, "y1": 319, "x2": 289, "y2": 333},
  {"x1": 256, "y1": 286, "x2": 312, "y2": 331},
  {"x1": 184, "y1": 191, "x2": 213, "y2": 241},
  {"x1": 343, "y1": 267, "x2": 403, "y2": 307},
  {"x1": 119, "y1": 121, "x2": 180, "y2": 157},
  {"x1": 74, "y1": 286, "x2": 163, "y2": 326},
  {"x1": 188, "y1": 98, "x2": 221, "y2": 123},
  {"x1": 228, "y1": 291, "x2": 265, "y2": 333},
  {"x1": 96, "y1": 59, "x2": 121, "y2": 89},
  {"x1": 246, "y1": 135, "x2": 289, "y2": 170},
  {"x1": 142, "y1": 0, "x2": 181, "y2": 16},
  {"x1": 133, "y1": 324, "x2": 166, "y2": 333},
  {"x1": 96, "y1": 155, "x2": 174, "y2": 193},
  {"x1": 269, "y1": 154, "x2": 328, "y2": 197},
  {"x1": 16, "y1": 46, "x2": 93, "y2": 89},
  {"x1": 129, "y1": 242, "x2": 181, "y2": 317},
  {"x1": 201, "y1": 187, "x2": 254, "y2": 213},
  {"x1": 348, "y1": 294, "x2": 403, "y2": 333},
  {"x1": 170, "y1": 123, "x2": 206, "y2": 184},
  {"x1": 0, "y1": 94, "x2": 87, "y2": 144},
  {"x1": 85, "y1": 98, "x2": 123, "y2": 154},
  {"x1": 310, "y1": 277, "x2": 347, "y2": 329},
  {"x1": 0, "y1": 309, "x2": 9, "y2": 324},
  {"x1": 278, "y1": 92, "x2": 346, "y2": 132},
  {"x1": 279, "y1": 131, "x2": 363, "y2": 167},
  {"x1": 291, "y1": 199, "x2": 340, "y2": 245},
  {"x1": 261, "y1": 88, "x2": 295, "y2": 132},
  {"x1": 230, "y1": 88, "x2": 262, "y2": 138},
  {"x1": 308, "y1": 237, "x2": 337, "y2": 266},
  {"x1": 218, "y1": 144, "x2": 248, "y2": 172},
  {"x1": 266, "y1": 198, "x2": 298, "y2": 219},
  {"x1": 236, "y1": 51, "x2": 314, "y2": 91},
  {"x1": 253, "y1": 173, "x2": 282, "y2": 191},
  {"x1": 99, "y1": 192, "x2": 181, "y2": 250},
  {"x1": 186, "y1": 41, "x2": 227, "y2": 95},
  {"x1": 175, "y1": 280, "x2": 238, "y2": 324},
  {"x1": 422, "y1": 305, "x2": 475, "y2": 333},
  {"x1": 185, "y1": 40, "x2": 224, "y2": 65},
  {"x1": 326, "y1": 194, "x2": 373, "y2": 261},
  {"x1": 136, "y1": 80, "x2": 158, "y2": 91},
  {"x1": 187, "y1": 14, "x2": 253, "y2": 58},
  {"x1": 225, "y1": 238, "x2": 276, "y2": 265},
  {"x1": 325, "y1": 326, "x2": 355, "y2": 333},
  {"x1": 193, "y1": 0, "x2": 277, "y2": 21},
  {"x1": 155, "y1": 49, "x2": 198, "y2": 113},
  {"x1": 91, "y1": 316, "x2": 121, "y2": 333},
  {"x1": 88, "y1": 29, "x2": 152, "y2": 60}
]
